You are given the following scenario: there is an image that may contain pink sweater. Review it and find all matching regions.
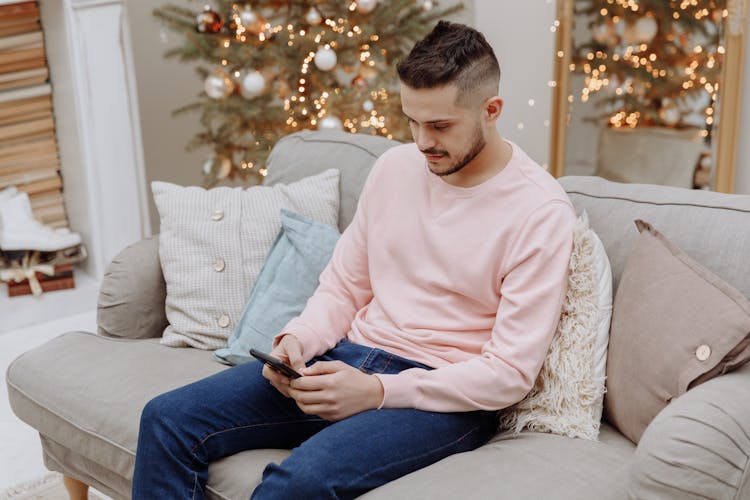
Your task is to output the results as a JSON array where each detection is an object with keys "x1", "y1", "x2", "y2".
[{"x1": 280, "y1": 141, "x2": 575, "y2": 412}]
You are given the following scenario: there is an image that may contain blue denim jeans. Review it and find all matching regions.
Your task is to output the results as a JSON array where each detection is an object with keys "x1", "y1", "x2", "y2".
[{"x1": 132, "y1": 339, "x2": 499, "y2": 499}]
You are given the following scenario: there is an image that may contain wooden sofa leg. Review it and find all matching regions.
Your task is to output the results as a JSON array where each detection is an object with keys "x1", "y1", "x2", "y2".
[{"x1": 63, "y1": 475, "x2": 89, "y2": 500}]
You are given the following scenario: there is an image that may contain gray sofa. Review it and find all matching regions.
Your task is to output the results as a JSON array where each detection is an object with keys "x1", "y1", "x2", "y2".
[{"x1": 7, "y1": 130, "x2": 750, "y2": 499}]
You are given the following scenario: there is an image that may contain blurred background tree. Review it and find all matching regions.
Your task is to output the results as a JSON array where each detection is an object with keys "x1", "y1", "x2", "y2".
[
  {"x1": 571, "y1": 0, "x2": 725, "y2": 138},
  {"x1": 154, "y1": 0, "x2": 462, "y2": 186}
]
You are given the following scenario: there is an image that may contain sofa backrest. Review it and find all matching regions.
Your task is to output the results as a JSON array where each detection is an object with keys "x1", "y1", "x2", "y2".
[
  {"x1": 266, "y1": 130, "x2": 750, "y2": 299},
  {"x1": 560, "y1": 176, "x2": 750, "y2": 298},
  {"x1": 266, "y1": 130, "x2": 400, "y2": 232}
]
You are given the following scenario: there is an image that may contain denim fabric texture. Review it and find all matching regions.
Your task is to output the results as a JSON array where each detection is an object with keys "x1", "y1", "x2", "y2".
[
  {"x1": 133, "y1": 339, "x2": 499, "y2": 499},
  {"x1": 214, "y1": 209, "x2": 340, "y2": 365}
]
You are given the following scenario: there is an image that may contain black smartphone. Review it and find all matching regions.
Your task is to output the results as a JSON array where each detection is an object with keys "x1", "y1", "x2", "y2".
[{"x1": 249, "y1": 348, "x2": 303, "y2": 379}]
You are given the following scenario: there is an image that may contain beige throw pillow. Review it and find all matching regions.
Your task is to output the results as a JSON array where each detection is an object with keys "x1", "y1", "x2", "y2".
[
  {"x1": 153, "y1": 169, "x2": 340, "y2": 350},
  {"x1": 604, "y1": 220, "x2": 750, "y2": 444},
  {"x1": 498, "y1": 211, "x2": 611, "y2": 440}
]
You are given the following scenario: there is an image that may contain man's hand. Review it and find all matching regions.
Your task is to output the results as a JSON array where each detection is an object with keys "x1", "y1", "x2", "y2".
[
  {"x1": 288, "y1": 361, "x2": 385, "y2": 421},
  {"x1": 262, "y1": 334, "x2": 306, "y2": 398}
]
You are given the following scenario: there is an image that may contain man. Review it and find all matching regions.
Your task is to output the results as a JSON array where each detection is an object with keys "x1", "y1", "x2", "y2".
[{"x1": 132, "y1": 21, "x2": 575, "y2": 499}]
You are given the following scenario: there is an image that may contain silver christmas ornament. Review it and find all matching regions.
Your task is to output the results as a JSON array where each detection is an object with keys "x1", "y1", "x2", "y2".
[
  {"x1": 634, "y1": 16, "x2": 658, "y2": 43},
  {"x1": 239, "y1": 6, "x2": 258, "y2": 27},
  {"x1": 314, "y1": 46, "x2": 338, "y2": 71},
  {"x1": 318, "y1": 115, "x2": 343, "y2": 130},
  {"x1": 241, "y1": 71, "x2": 266, "y2": 98},
  {"x1": 357, "y1": 0, "x2": 378, "y2": 14},
  {"x1": 305, "y1": 7, "x2": 323, "y2": 26},
  {"x1": 204, "y1": 74, "x2": 232, "y2": 99}
]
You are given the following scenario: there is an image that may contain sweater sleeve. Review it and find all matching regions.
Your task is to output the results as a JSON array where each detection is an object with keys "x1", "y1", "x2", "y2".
[
  {"x1": 374, "y1": 200, "x2": 576, "y2": 412},
  {"x1": 274, "y1": 160, "x2": 382, "y2": 360}
]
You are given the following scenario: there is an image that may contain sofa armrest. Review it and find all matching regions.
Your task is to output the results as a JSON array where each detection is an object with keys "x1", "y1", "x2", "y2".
[
  {"x1": 97, "y1": 235, "x2": 168, "y2": 339},
  {"x1": 629, "y1": 362, "x2": 750, "y2": 499}
]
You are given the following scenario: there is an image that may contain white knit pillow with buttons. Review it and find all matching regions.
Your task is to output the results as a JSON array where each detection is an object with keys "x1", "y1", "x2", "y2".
[{"x1": 152, "y1": 168, "x2": 340, "y2": 350}]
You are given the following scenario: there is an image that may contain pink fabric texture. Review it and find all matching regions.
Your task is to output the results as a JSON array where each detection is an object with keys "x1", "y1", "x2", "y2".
[{"x1": 279, "y1": 142, "x2": 575, "y2": 412}]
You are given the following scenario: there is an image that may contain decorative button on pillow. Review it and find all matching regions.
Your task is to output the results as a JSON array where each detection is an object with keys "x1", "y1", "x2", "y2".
[{"x1": 152, "y1": 168, "x2": 340, "y2": 349}]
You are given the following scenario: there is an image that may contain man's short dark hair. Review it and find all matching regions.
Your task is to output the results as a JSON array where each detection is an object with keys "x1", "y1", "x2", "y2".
[{"x1": 397, "y1": 21, "x2": 501, "y2": 107}]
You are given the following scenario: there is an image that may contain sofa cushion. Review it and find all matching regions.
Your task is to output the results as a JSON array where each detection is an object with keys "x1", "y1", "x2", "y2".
[
  {"x1": 604, "y1": 219, "x2": 750, "y2": 444},
  {"x1": 6, "y1": 332, "x2": 227, "y2": 486},
  {"x1": 359, "y1": 424, "x2": 633, "y2": 500},
  {"x1": 205, "y1": 427, "x2": 633, "y2": 500},
  {"x1": 7, "y1": 332, "x2": 633, "y2": 499},
  {"x1": 265, "y1": 130, "x2": 400, "y2": 231},
  {"x1": 152, "y1": 169, "x2": 340, "y2": 350},
  {"x1": 559, "y1": 176, "x2": 750, "y2": 299}
]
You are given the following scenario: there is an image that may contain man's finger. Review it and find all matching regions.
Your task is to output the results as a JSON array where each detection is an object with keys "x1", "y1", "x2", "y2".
[
  {"x1": 302, "y1": 361, "x2": 347, "y2": 376},
  {"x1": 290, "y1": 373, "x2": 331, "y2": 392},
  {"x1": 288, "y1": 387, "x2": 327, "y2": 404},
  {"x1": 285, "y1": 342, "x2": 304, "y2": 371}
]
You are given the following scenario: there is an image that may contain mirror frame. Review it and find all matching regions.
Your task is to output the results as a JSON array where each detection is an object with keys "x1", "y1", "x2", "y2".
[{"x1": 550, "y1": 0, "x2": 748, "y2": 193}]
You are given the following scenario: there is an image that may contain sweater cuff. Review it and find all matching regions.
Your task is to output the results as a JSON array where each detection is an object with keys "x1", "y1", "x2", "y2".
[
  {"x1": 274, "y1": 320, "x2": 326, "y2": 361},
  {"x1": 373, "y1": 372, "x2": 425, "y2": 409}
]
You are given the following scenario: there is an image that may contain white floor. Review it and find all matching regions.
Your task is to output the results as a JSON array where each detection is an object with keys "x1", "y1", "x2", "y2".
[{"x1": 0, "y1": 310, "x2": 97, "y2": 490}]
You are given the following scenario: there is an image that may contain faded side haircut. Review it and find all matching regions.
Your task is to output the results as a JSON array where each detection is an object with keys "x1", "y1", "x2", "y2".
[{"x1": 397, "y1": 21, "x2": 501, "y2": 107}]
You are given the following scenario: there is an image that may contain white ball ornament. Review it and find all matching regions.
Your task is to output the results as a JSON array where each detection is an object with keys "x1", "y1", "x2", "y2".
[
  {"x1": 241, "y1": 71, "x2": 266, "y2": 98},
  {"x1": 204, "y1": 74, "x2": 232, "y2": 99},
  {"x1": 318, "y1": 115, "x2": 343, "y2": 130},
  {"x1": 239, "y1": 7, "x2": 258, "y2": 27},
  {"x1": 305, "y1": 7, "x2": 323, "y2": 26},
  {"x1": 660, "y1": 105, "x2": 681, "y2": 126},
  {"x1": 203, "y1": 155, "x2": 232, "y2": 178},
  {"x1": 362, "y1": 99, "x2": 374, "y2": 112},
  {"x1": 357, "y1": 0, "x2": 378, "y2": 14},
  {"x1": 314, "y1": 46, "x2": 338, "y2": 71},
  {"x1": 634, "y1": 16, "x2": 658, "y2": 43}
]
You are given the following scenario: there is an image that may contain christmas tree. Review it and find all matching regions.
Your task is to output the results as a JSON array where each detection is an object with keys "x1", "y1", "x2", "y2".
[
  {"x1": 571, "y1": 0, "x2": 726, "y2": 138},
  {"x1": 154, "y1": 1, "x2": 462, "y2": 186}
]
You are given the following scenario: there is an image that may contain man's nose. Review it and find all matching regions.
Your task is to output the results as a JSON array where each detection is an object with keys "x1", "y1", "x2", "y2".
[{"x1": 414, "y1": 127, "x2": 436, "y2": 151}]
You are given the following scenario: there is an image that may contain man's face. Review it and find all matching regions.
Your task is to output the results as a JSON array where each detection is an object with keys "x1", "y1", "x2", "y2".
[{"x1": 400, "y1": 84, "x2": 487, "y2": 177}]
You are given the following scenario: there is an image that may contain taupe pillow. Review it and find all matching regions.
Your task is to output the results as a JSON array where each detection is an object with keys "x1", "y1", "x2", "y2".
[{"x1": 604, "y1": 220, "x2": 750, "y2": 443}]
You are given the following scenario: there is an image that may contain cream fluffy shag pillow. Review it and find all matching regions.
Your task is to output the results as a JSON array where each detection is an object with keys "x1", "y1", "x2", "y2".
[{"x1": 498, "y1": 210, "x2": 611, "y2": 440}]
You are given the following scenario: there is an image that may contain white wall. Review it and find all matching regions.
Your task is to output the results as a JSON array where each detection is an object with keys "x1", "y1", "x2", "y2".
[
  {"x1": 474, "y1": 0, "x2": 750, "y2": 194},
  {"x1": 474, "y1": 0, "x2": 558, "y2": 169},
  {"x1": 126, "y1": 0, "x2": 207, "y2": 233}
]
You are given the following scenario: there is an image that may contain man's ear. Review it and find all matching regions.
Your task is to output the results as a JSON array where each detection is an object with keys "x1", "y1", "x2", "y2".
[{"x1": 484, "y1": 96, "x2": 503, "y2": 122}]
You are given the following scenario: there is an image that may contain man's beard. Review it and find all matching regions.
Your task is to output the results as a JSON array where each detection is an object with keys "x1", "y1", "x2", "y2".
[{"x1": 424, "y1": 125, "x2": 486, "y2": 177}]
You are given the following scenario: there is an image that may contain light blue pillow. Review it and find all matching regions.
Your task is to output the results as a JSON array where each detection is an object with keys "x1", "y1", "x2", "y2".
[{"x1": 213, "y1": 209, "x2": 340, "y2": 365}]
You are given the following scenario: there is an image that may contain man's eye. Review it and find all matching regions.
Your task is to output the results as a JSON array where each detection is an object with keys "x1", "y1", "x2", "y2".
[{"x1": 434, "y1": 124, "x2": 449, "y2": 131}]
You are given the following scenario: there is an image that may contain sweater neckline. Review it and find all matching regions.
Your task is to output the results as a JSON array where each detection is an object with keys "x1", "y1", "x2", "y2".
[{"x1": 424, "y1": 140, "x2": 520, "y2": 197}]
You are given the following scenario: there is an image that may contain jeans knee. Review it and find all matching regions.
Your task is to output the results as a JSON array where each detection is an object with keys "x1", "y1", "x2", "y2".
[
  {"x1": 254, "y1": 461, "x2": 337, "y2": 499},
  {"x1": 138, "y1": 391, "x2": 183, "y2": 437}
]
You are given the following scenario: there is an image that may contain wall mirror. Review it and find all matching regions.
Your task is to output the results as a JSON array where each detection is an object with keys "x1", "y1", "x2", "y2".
[{"x1": 550, "y1": 0, "x2": 747, "y2": 193}]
